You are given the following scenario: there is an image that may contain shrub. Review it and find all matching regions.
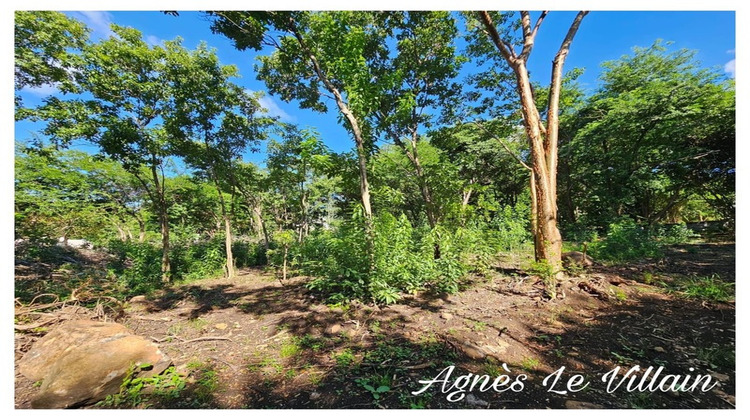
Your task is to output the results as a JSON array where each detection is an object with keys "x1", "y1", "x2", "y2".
[
  {"x1": 303, "y1": 210, "x2": 501, "y2": 304},
  {"x1": 588, "y1": 218, "x2": 662, "y2": 263},
  {"x1": 106, "y1": 240, "x2": 164, "y2": 295},
  {"x1": 654, "y1": 222, "x2": 699, "y2": 245}
]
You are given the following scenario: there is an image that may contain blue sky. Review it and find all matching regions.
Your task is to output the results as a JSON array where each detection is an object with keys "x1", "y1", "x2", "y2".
[{"x1": 15, "y1": 10, "x2": 736, "y2": 165}]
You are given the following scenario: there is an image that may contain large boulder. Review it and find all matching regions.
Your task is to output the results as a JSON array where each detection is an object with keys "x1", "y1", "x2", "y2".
[{"x1": 18, "y1": 320, "x2": 171, "y2": 408}]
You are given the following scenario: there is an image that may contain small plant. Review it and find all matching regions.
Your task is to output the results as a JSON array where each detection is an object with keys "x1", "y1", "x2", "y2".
[
  {"x1": 356, "y1": 375, "x2": 392, "y2": 402},
  {"x1": 611, "y1": 287, "x2": 628, "y2": 302},
  {"x1": 643, "y1": 272, "x2": 654, "y2": 284},
  {"x1": 626, "y1": 392, "x2": 656, "y2": 409},
  {"x1": 526, "y1": 259, "x2": 559, "y2": 299},
  {"x1": 280, "y1": 340, "x2": 301, "y2": 359},
  {"x1": 696, "y1": 344, "x2": 735, "y2": 370},
  {"x1": 520, "y1": 357, "x2": 541, "y2": 371},
  {"x1": 333, "y1": 348, "x2": 356, "y2": 368}
]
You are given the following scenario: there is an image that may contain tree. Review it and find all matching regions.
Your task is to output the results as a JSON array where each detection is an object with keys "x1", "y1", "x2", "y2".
[
  {"x1": 209, "y1": 11, "x2": 387, "y2": 223},
  {"x1": 15, "y1": 145, "x2": 146, "y2": 243},
  {"x1": 266, "y1": 126, "x2": 332, "y2": 241},
  {"x1": 370, "y1": 11, "x2": 465, "y2": 237},
  {"x1": 471, "y1": 11, "x2": 588, "y2": 279},
  {"x1": 165, "y1": 41, "x2": 270, "y2": 279},
  {"x1": 14, "y1": 11, "x2": 88, "y2": 111},
  {"x1": 29, "y1": 26, "x2": 203, "y2": 283},
  {"x1": 561, "y1": 42, "x2": 735, "y2": 229}
]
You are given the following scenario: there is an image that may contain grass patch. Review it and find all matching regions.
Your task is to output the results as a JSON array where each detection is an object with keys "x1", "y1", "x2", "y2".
[
  {"x1": 672, "y1": 275, "x2": 734, "y2": 302},
  {"x1": 696, "y1": 344, "x2": 735, "y2": 370},
  {"x1": 520, "y1": 356, "x2": 541, "y2": 371}
]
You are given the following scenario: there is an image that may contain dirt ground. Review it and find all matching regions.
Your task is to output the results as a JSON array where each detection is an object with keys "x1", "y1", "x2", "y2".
[{"x1": 14, "y1": 242, "x2": 735, "y2": 409}]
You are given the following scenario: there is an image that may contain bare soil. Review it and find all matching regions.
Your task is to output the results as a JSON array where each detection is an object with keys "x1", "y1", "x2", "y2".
[{"x1": 14, "y1": 242, "x2": 735, "y2": 409}]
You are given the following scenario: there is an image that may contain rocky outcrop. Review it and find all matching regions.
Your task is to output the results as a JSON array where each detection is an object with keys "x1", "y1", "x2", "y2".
[{"x1": 18, "y1": 320, "x2": 171, "y2": 408}]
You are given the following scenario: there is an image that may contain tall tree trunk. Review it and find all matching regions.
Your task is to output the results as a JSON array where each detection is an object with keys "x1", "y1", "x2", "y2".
[
  {"x1": 287, "y1": 20, "x2": 373, "y2": 221},
  {"x1": 223, "y1": 215, "x2": 235, "y2": 278},
  {"x1": 479, "y1": 11, "x2": 587, "y2": 280},
  {"x1": 252, "y1": 203, "x2": 270, "y2": 251},
  {"x1": 150, "y1": 164, "x2": 171, "y2": 283},
  {"x1": 515, "y1": 61, "x2": 563, "y2": 273},
  {"x1": 158, "y1": 207, "x2": 171, "y2": 283},
  {"x1": 138, "y1": 218, "x2": 146, "y2": 243},
  {"x1": 211, "y1": 177, "x2": 235, "y2": 279}
]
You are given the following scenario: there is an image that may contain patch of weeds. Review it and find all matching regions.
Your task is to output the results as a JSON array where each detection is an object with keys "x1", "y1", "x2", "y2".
[
  {"x1": 369, "y1": 320, "x2": 381, "y2": 334},
  {"x1": 356, "y1": 374, "x2": 392, "y2": 402},
  {"x1": 642, "y1": 272, "x2": 654, "y2": 285},
  {"x1": 280, "y1": 339, "x2": 302, "y2": 359},
  {"x1": 526, "y1": 260, "x2": 559, "y2": 299},
  {"x1": 167, "y1": 323, "x2": 185, "y2": 336},
  {"x1": 610, "y1": 287, "x2": 628, "y2": 302},
  {"x1": 98, "y1": 365, "x2": 186, "y2": 408},
  {"x1": 520, "y1": 357, "x2": 541, "y2": 371},
  {"x1": 284, "y1": 368, "x2": 296, "y2": 379},
  {"x1": 327, "y1": 301, "x2": 350, "y2": 313},
  {"x1": 672, "y1": 275, "x2": 734, "y2": 302},
  {"x1": 254, "y1": 356, "x2": 283, "y2": 374},
  {"x1": 399, "y1": 390, "x2": 432, "y2": 409},
  {"x1": 626, "y1": 392, "x2": 657, "y2": 409},
  {"x1": 565, "y1": 261, "x2": 586, "y2": 277},
  {"x1": 696, "y1": 344, "x2": 735, "y2": 370},
  {"x1": 188, "y1": 317, "x2": 208, "y2": 330},
  {"x1": 470, "y1": 320, "x2": 488, "y2": 332},
  {"x1": 297, "y1": 334, "x2": 327, "y2": 352},
  {"x1": 333, "y1": 348, "x2": 356, "y2": 368},
  {"x1": 610, "y1": 351, "x2": 634, "y2": 365},
  {"x1": 308, "y1": 370, "x2": 324, "y2": 386},
  {"x1": 365, "y1": 340, "x2": 412, "y2": 365},
  {"x1": 187, "y1": 362, "x2": 219, "y2": 405},
  {"x1": 483, "y1": 362, "x2": 505, "y2": 377}
]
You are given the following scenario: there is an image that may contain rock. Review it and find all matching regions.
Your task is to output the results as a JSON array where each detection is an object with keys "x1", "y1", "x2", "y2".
[
  {"x1": 215, "y1": 323, "x2": 228, "y2": 330},
  {"x1": 19, "y1": 320, "x2": 171, "y2": 409},
  {"x1": 328, "y1": 324, "x2": 342, "y2": 334},
  {"x1": 19, "y1": 320, "x2": 130, "y2": 382},
  {"x1": 565, "y1": 400, "x2": 604, "y2": 409},
  {"x1": 480, "y1": 339, "x2": 510, "y2": 360},
  {"x1": 653, "y1": 346, "x2": 666, "y2": 353},
  {"x1": 309, "y1": 391, "x2": 321, "y2": 401},
  {"x1": 441, "y1": 312, "x2": 454, "y2": 320},
  {"x1": 129, "y1": 295, "x2": 148, "y2": 303},
  {"x1": 466, "y1": 393, "x2": 489, "y2": 407}
]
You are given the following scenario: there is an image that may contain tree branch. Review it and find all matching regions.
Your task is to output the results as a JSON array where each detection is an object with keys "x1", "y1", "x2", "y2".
[
  {"x1": 478, "y1": 12, "x2": 517, "y2": 64},
  {"x1": 519, "y1": 11, "x2": 548, "y2": 62},
  {"x1": 470, "y1": 120, "x2": 532, "y2": 172}
]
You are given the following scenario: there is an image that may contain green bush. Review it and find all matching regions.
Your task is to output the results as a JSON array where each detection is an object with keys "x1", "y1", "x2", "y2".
[
  {"x1": 588, "y1": 218, "x2": 662, "y2": 263},
  {"x1": 106, "y1": 240, "x2": 164, "y2": 295},
  {"x1": 654, "y1": 222, "x2": 699, "y2": 245},
  {"x1": 303, "y1": 210, "x2": 502, "y2": 304}
]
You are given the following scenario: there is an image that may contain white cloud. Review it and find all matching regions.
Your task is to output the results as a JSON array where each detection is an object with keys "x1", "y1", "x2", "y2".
[
  {"x1": 724, "y1": 59, "x2": 736, "y2": 78},
  {"x1": 73, "y1": 11, "x2": 115, "y2": 39},
  {"x1": 23, "y1": 83, "x2": 60, "y2": 96},
  {"x1": 145, "y1": 35, "x2": 164, "y2": 46},
  {"x1": 257, "y1": 95, "x2": 295, "y2": 122}
]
